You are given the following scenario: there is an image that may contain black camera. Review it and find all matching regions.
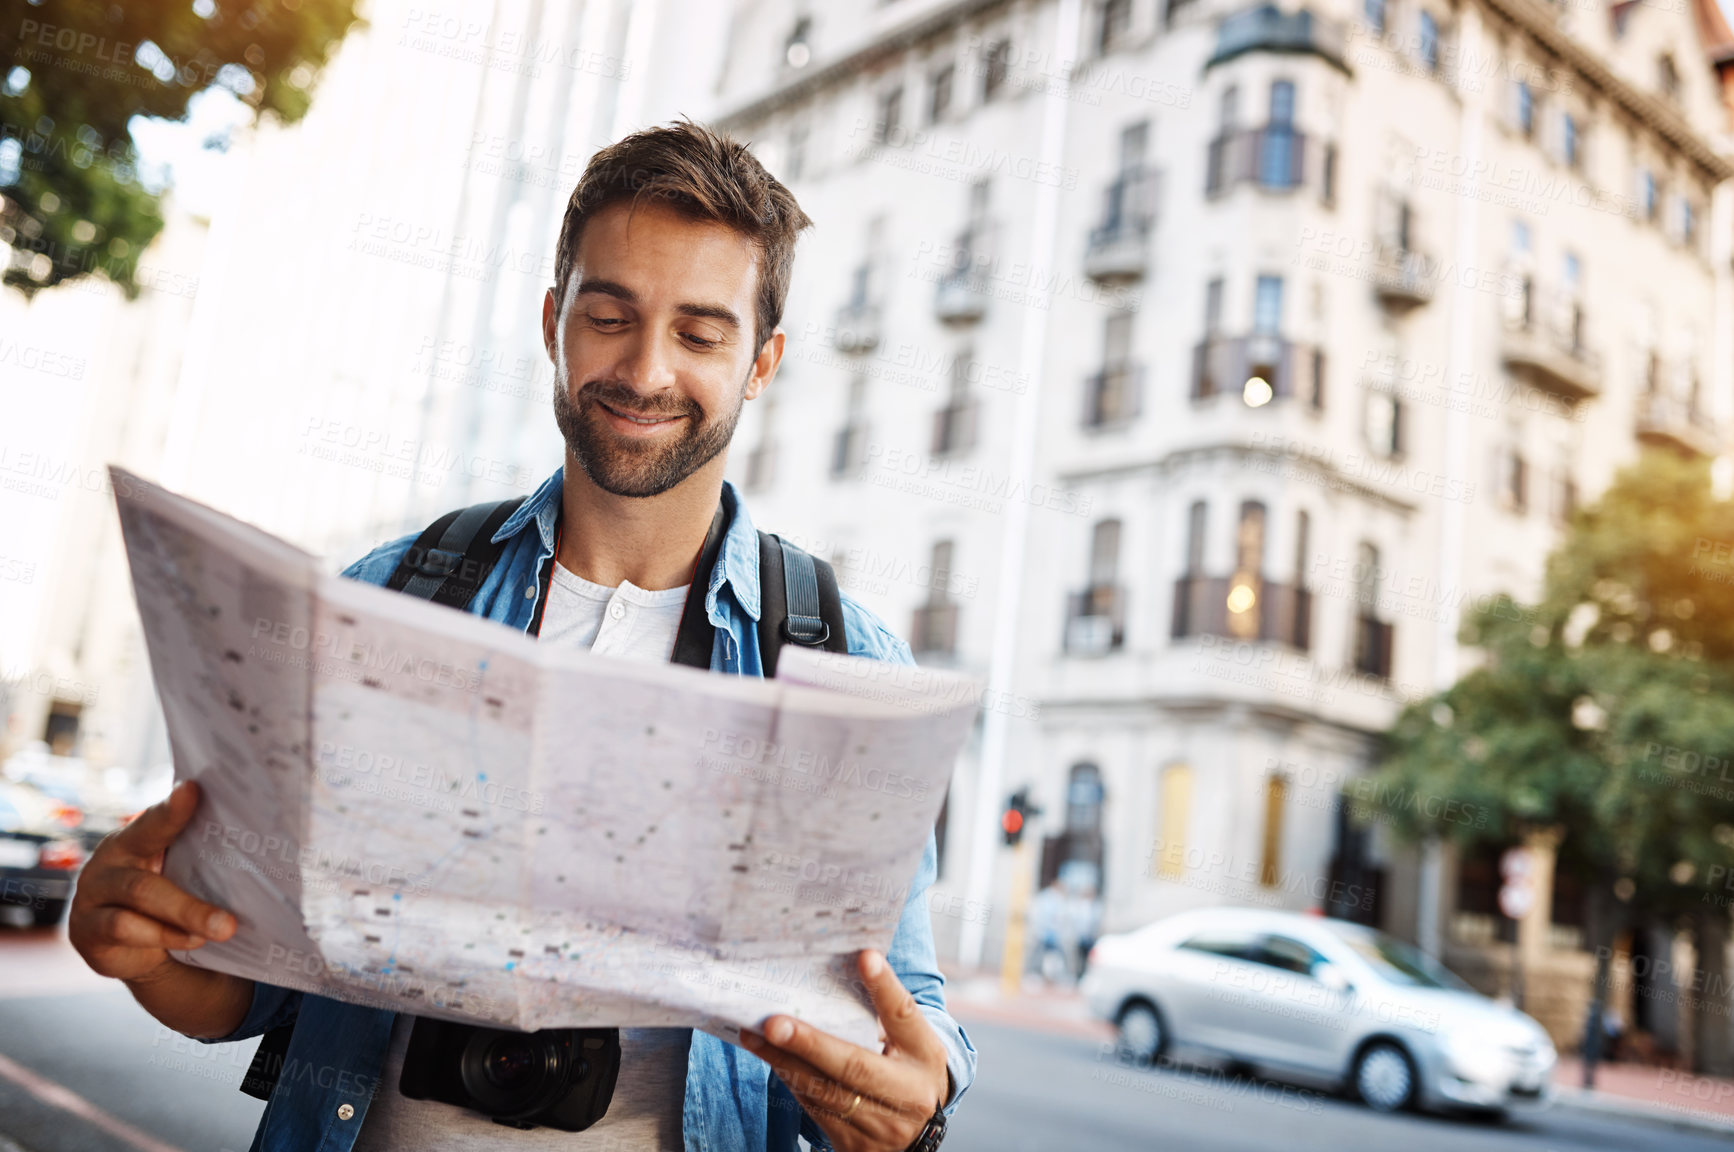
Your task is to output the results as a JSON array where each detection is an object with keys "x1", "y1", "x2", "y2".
[{"x1": 398, "y1": 1019, "x2": 620, "y2": 1132}]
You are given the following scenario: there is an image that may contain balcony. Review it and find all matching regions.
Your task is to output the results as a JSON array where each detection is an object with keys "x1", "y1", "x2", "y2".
[
  {"x1": 1171, "y1": 575, "x2": 1311, "y2": 651},
  {"x1": 1084, "y1": 168, "x2": 1159, "y2": 283},
  {"x1": 1352, "y1": 613, "x2": 1394, "y2": 681},
  {"x1": 934, "y1": 225, "x2": 994, "y2": 324},
  {"x1": 1192, "y1": 334, "x2": 1324, "y2": 407},
  {"x1": 1064, "y1": 584, "x2": 1126, "y2": 655},
  {"x1": 1082, "y1": 363, "x2": 1144, "y2": 429},
  {"x1": 1207, "y1": 4, "x2": 1350, "y2": 73},
  {"x1": 1635, "y1": 392, "x2": 1719, "y2": 458},
  {"x1": 1500, "y1": 286, "x2": 1602, "y2": 402},
  {"x1": 1372, "y1": 244, "x2": 1435, "y2": 310},
  {"x1": 931, "y1": 398, "x2": 978, "y2": 456},
  {"x1": 832, "y1": 296, "x2": 882, "y2": 353},
  {"x1": 911, "y1": 600, "x2": 960, "y2": 658},
  {"x1": 831, "y1": 424, "x2": 867, "y2": 477},
  {"x1": 1206, "y1": 126, "x2": 1335, "y2": 202}
]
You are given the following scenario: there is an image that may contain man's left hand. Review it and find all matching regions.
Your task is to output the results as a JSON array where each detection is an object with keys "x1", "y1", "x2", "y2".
[{"x1": 741, "y1": 949, "x2": 948, "y2": 1152}]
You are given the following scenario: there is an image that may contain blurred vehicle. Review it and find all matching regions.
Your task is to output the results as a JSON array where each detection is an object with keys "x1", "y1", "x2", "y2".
[
  {"x1": 1081, "y1": 907, "x2": 1556, "y2": 1118},
  {"x1": 0, "y1": 778, "x2": 88, "y2": 927}
]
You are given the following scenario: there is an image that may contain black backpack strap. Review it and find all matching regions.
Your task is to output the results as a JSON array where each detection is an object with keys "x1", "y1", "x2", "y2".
[
  {"x1": 756, "y1": 531, "x2": 849, "y2": 677},
  {"x1": 239, "y1": 1021, "x2": 295, "y2": 1101},
  {"x1": 385, "y1": 497, "x2": 526, "y2": 608},
  {"x1": 669, "y1": 504, "x2": 730, "y2": 670}
]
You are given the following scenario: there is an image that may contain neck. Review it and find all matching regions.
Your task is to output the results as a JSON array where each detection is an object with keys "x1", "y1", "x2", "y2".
[{"x1": 556, "y1": 454, "x2": 727, "y2": 590}]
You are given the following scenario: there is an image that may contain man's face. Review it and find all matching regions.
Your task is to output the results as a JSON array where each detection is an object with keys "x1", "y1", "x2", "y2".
[{"x1": 542, "y1": 199, "x2": 782, "y2": 498}]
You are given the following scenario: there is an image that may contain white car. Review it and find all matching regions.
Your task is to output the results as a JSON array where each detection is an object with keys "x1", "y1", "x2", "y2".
[{"x1": 1080, "y1": 907, "x2": 1556, "y2": 1116}]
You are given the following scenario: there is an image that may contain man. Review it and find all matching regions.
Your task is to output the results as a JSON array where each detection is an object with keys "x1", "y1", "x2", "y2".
[{"x1": 69, "y1": 120, "x2": 975, "y2": 1152}]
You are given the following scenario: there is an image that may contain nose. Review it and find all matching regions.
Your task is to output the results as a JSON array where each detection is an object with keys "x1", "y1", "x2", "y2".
[{"x1": 614, "y1": 326, "x2": 678, "y2": 398}]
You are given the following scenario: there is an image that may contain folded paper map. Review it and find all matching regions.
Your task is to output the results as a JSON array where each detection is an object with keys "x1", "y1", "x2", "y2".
[{"x1": 109, "y1": 466, "x2": 980, "y2": 1048}]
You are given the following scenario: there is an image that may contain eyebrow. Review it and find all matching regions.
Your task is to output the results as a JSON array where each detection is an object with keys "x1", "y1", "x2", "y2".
[{"x1": 574, "y1": 278, "x2": 741, "y2": 331}]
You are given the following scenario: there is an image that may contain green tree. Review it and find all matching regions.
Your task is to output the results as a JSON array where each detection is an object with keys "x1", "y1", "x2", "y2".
[
  {"x1": 1367, "y1": 449, "x2": 1734, "y2": 1074},
  {"x1": 1, "y1": 0, "x2": 363, "y2": 299}
]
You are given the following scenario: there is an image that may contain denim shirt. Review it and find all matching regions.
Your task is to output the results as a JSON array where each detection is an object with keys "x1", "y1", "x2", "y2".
[{"x1": 203, "y1": 468, "x2": 976, "y2": 1152}]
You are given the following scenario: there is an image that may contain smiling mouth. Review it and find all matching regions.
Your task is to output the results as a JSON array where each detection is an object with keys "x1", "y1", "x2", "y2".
[{"x1": 596, "y1": 399, "x2": 685, "y2": 427}]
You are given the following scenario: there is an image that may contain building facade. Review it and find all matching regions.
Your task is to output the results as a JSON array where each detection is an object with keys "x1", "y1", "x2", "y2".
[{"x1": 715, "y1": 0, "x2": 1734, "y2": 1051}]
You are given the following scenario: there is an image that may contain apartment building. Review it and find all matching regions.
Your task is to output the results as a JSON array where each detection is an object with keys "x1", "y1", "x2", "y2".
[{"x1": 716, "y1": 0, "x2": 1734, "y2": 1049}]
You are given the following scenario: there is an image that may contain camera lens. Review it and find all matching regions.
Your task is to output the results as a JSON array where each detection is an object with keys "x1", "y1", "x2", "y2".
[
  {"x1": 482, "y1": 1037, "x2": 540, "y2": 1092},
  {"x1": 460, "y1": 1029, "x2": 564, "y2": 1119}
]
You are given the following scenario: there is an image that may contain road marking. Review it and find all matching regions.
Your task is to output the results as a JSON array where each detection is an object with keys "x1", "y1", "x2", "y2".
[{"x1": 0, "y1": 1050, "x2": 187, "y2": 1152}]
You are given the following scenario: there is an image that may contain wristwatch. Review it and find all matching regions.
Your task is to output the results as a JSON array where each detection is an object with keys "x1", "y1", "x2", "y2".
[{"x1": 902, "y1": 1101, "x2": 947, "y2": 1151}]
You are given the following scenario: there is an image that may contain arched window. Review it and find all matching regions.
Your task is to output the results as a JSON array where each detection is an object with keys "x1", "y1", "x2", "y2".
[
  {"x1": 1156, "y1": 763, "x2": 1193, "y2": 878},
  {"x1": 1067, "y1": 763, "x2": 1105, "y2": 834}
]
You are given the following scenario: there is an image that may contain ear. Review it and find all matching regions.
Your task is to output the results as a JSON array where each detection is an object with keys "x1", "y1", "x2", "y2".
[
  {"x1": 744, "y1": 328, "x2": 785, "y2": 401},
  {"x1": 541, "y1": 287, "x2": 559, "y2": 363}
]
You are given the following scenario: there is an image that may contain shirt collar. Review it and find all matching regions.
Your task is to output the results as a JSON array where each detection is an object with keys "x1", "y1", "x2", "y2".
[{"x1": 496, "y1": 466, "x2": 763, "y2": 623}]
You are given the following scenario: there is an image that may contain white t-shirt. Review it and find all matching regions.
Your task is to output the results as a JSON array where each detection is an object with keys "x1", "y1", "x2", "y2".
[{"x1": 353, "y1": 562, "x2": 693, "y2": 1151}]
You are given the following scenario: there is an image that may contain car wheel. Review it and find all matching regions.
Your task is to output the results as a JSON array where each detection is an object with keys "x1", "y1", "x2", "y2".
[
  {"x1": 1116, "y1": 1000, "x2": 1166, "y2": 1065},
  {"x1": 31, "y1": 900, "x2": 66, "y2": 929},
  {"x1": 1354, "y1": 1041, "x2": 1417, "y2": 1113}
]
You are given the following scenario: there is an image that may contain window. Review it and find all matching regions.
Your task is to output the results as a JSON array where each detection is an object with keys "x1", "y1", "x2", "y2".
[
  {"x1": 1561, "y1": 112, "x2": 1579, "y2": 170},
  {"x1": 1089, "y1": 519, "x2": 1122, "y2": 589},
  {"x1": 1156, "y1": 764, "x2": 1193, "y2": 878},
  {"x1": 1178, "y1": 928, "x2": 1258, "y2": 959},
  {"x1": 928, "y1": 540, "x2": 954, "y2": 604},
  {"x1": 1164, "y1": 0, "x2": 1197, "y2": 27},
  {"x1": 1098, "y1": 0, "x2": 1134, "y2": 54},
  {"x1": 1119, "y1": 120, "x2": 1149, "y2": 173},
  {"x1": 1230, "y1": 501, "x2": 1265, "y2": 639},
  {"x1": 1367, "y1": 388, "x2": 1404, "y2": 457},
  {"x1": 1067, "y1": 763, "x2": 1105, "y2": 834},
  {"x1": 1659, "y1": 54, "x2": 1680, "y2": 101},
  {"x1": 1204, "y1": 277, "x2": 1224, "y2": 334},
  {"x1": 1418, "y1": 11, "x2": 1439, "y2": 73},
  {"x1": 928, "y1": 63, "x2": 955, "y2": 123},
  {"x1": 1293, "y1": 510, "x2": 1310, "y2": 588},
  {"x1": 1499, "y1": 444, "x2": 1528, "y2": 513},
  {"x1": 982, "y1": 39, "x2": 1011, "y2": 101},
  {"x1": 1640, "y1": 169, "x2": 1659, "y2": 223},
  {"x1": 832, "y1": 375, "x2": 868, "y2": 477},
  {"x1": 1269, "y1": 79, "x2": 1295, "y2": 127},
  {"x1": 1219, "y1": 85, "x2": 1240, "y2": 133},
  {"x1": 1355, "y1": 542, "x2": 1381, "y2": 609},
  {"x1": 1511, "y1": 219, "x2": 1531, "y2": 257},
  {"x1": 1256, "y1": 934, "x2": 1327, "y2": 975},
  {"x1": 1516, "y1": 81, "x2": 1534, "y2": 139},
  {"x1": 1186, "y1": 501, "x2": 1208, "y2": 574},
  {"x1": 1261, "y1": 81, "x2": 1298, "y2": 187},
  {"x1": 1254, "y1": 275, "x2": 1283, "y2": 334},
  {"x1": 1365, "y1": 0, "x2": 1385, "y2": 34},
  {"x1": 912, "y1": 540, "x2": 959, "y2": 656},
  {"x1": 1260, "y1": 774, "x2": 1288, "y2": 887},
  {"x1": 873, "y1": 86, "x2": 903, "y2": 144},
  {"x1": 1682, "y1": 198, "x2": 1697, "y2": 247}
]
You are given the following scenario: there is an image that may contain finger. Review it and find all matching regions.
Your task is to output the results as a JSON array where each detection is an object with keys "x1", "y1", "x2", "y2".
[
  {"x1": 93, "y1": 905, "x2": 208, "y2": 952},
  {"x1": 113, "y1": 779, "x2": 203, "y2": 862},
  {"x1": 86, "y1": 865, "x2": 235, "y2": 941},
  {"x1": 858, "y1": 950, "x2": 944, "y2": 1063},
  {"x1": 742, "y1": 1033, "x2": 903, "y2": 1139},
  {"x1": 753, "y1": 1013, "x2": 900, "y2": 1104}
]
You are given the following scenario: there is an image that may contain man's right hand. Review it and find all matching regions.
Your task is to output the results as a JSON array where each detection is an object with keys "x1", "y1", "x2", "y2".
[{"x1": 69, "y1": 778, "x2": 237, "y2": 983}]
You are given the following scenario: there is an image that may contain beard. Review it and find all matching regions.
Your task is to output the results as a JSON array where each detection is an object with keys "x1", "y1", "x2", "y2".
[{"x1": 552, "y1": 370, "x2": 747, "y2": 498}]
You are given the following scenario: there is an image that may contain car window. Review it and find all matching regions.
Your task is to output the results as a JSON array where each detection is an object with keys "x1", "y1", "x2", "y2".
[
  {"x1": 1329, "y1": 925, "x2": 1473, "y2": 991},
  {"x1": 1254, "y1": 934, "x2": 1328, "y2": 976},
  {"x1": 1177, "y1": 929, "x2": 1259, "y2": 961}
]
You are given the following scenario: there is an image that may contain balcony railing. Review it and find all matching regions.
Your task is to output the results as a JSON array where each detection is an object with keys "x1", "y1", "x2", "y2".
[
  {"x1": 1191, "y1": 334, "x2": 1324, "y2": 406},
  {"x1": 1352, "y1": 613, "x2": 1394, "y2": 680},
  {"x1": 1206, "y1": 126, "x2": 1335, "y2": 202},
  {"x1": 1372, "y1": 243, "x2": 1435, "y2": 309},
  {"x1": 1083, "y1": 363, "x2": 1144, "y2": 428},
  {"x1": 1065, "y1": 584, "x2": 1126, "y2": 654},
  {"x1": 1500, "y1": 283, "x2": 1602, "y2": 401},
  {"x1": 832, "y1": 295, "x2": 882, "y2": 353},
  {"x1": 1208, "y1": 5, "x2": 1350, "y2": 72},
  {"x1": 1084, "y1": 168, "x2": 1159, "y2": 282},
  {"x1": 1171, "y1": 575, "x2": 1311, "y2": 651},
  {"x1": 831, "y1": 424, "x2": 867, "y2": 477},
  {"x1": 1635, "y1": 391, "x2": 1719, "y2": 458},
  {"x1": 931, "y1": 398, "x2": 978, "y2": 456},
  {"x1": 911, "y1": 600, "x2": 960, "y2": 657}
]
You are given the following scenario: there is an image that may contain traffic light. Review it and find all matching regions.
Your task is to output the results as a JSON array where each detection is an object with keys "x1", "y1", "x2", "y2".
[{"x1": 1002, "y1": 788, "x2": 1035, "y2": 847}]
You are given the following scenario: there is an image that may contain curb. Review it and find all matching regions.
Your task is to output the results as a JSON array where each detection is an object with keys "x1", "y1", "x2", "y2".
[{"x1": 1553, "y1": 1086, "x2": 1734, "y2": 1139}]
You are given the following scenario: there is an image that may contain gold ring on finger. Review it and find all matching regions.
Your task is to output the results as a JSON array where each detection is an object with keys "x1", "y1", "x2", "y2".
[{"x1": 840, "y1": 1092, "x2": 863, "y2": 1121}]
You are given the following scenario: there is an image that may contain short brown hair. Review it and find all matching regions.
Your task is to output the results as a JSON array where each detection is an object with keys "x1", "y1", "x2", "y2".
[{"x1": 552, "y1": 119, "x2": 812, "y2": 351}]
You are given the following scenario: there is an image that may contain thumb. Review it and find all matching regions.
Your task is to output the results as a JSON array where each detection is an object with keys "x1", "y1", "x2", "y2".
[{"x1": 117, "y1": 778, "x2": 204, "y2": 861}]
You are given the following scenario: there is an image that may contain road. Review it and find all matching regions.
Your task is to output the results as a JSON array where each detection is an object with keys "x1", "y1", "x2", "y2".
[{"x1": 0, "y1": 925, "x2": 1729, "y2": 1152}]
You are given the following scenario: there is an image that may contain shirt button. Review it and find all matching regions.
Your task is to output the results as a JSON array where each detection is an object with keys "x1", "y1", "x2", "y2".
[
  {"x1": 525, "y1": 585, "x2": 536, "y2": 599},
  {"x1": 337, "y1": 1104, "x2": 355, "y2": 1121},
  {"x1": 608, "y1": 600, "x2": 626, "y2": 621}
]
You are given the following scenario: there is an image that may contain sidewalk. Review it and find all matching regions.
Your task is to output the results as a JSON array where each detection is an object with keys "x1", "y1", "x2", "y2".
[{"x1": 942, "y1": 970, "x2": 1734, "y2": 1137}]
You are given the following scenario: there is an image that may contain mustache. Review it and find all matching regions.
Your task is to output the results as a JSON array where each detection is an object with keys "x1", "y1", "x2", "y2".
[{"x1": 577, "y1": 379, "x2": 699, "y2": 420}]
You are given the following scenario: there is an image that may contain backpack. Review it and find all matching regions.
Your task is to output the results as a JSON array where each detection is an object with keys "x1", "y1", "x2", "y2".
[{"x1": 382, "y1": 495, "x2": 848, "y2": 675}]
